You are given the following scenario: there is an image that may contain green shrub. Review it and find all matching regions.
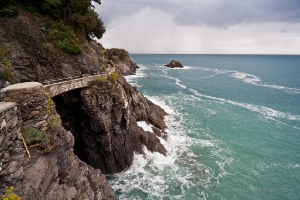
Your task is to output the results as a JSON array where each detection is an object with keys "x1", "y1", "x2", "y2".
[
  {"x1": 22, "y1": 126, "x2": 49, "y2": 145},
  {"x1": 57, "y1": 39, "x2": 81, "y2": 54},
  {"x1": 41, "y1": 0, "x2": 62, "y2": 19},
  {"x1": 110, "y1": 72, "x2": 118, "y2": 83},
  {"x1": 104, "y1": 48, "x2": 128, "y2": 61},
  {"x1": 48, "y1": 115, "x2": 66, "y2": 137},
  {"x1": 95, "y1": 75, "x2": 106, "y2": 83},
  {"x1": 0, "y1": 1, "x2": 18, "y2": 17},
  {"x1": 0, "y1": 45, "x2": 14, "y2": 82},
  {"x1": 0, "y1": 45, "x2": 9, "y2": 61},
  {"x1": 0, "y1": 64, "x2": 14, "y2": 82},
  {"x1": 0, "y1": 186, "x2": 21, "y2": 200},
  {"x1": 50, "y1": 21, "x2": 81, "y2": 54}
]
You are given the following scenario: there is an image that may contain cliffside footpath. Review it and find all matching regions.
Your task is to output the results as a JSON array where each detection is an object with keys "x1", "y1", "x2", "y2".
[{"x1": 0, "y1": 3, "x2": 168, "y2": 200}]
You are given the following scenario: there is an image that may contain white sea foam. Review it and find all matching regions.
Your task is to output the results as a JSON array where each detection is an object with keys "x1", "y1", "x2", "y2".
[
  {"x1": 188, "y1": 88, "x2": 300, "y2": 121},
  {"x1": 125, "y1": 65, "x2": 148, "y2": 88},
  {"x1": 108, "y1": 95, "x2": 224, "y2": 199},
  {"x1": 137, "y1": 121, "x2": 154, "y2": 133},
  {"x1": 163, "y1": 75, "x2": 187, "y2": 89},
  {"x1": 170, "y1": 66, "x2": 196, "y2": 70},
  {"x1": 230, "y1": 71, "x2": 300, "y2": 94},
  {"x1": 198, "y1": 67, "x2": 300, "y2": 94},
  {"x1": 231, "y1": 72, "x2": 261, "y2": 84}
]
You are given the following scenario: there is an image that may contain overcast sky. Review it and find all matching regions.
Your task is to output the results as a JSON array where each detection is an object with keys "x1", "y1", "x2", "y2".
[{"x1": 95, "y1": 0, "x2": 300, "y2": 54}]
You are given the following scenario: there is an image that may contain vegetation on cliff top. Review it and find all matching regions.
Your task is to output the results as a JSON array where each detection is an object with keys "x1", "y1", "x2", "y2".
[
  {"x1": 0, "y1": 0, "x2": 105, "y2": 41},
  {"x1": 105, "y1": 48, "x2": 129, "y2": 61},
  {"x1": 0, "y1": 0, "x2": 105, "y2": 56}
]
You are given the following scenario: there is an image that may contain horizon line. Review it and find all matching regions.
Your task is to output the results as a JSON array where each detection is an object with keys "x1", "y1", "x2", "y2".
[{"x1": 129, "y1": 53, "x2": 300, "y2": 56}]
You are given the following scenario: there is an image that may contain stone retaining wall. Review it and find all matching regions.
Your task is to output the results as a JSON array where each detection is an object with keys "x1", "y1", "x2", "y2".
[
  {"x1": 0, "y1": 103, "x2": 24, "y2": 192},
  {"x1": 0, "y1": 102, "x2": 22, "y2": 151},
  {"x1": 0, "y1": 82, "x2": 48, "y2": 131}
]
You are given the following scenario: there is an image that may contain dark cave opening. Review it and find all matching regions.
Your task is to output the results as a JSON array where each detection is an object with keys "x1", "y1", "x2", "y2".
[{"x1": 52, "y1": 89, "x2": 90, "y2": 164}]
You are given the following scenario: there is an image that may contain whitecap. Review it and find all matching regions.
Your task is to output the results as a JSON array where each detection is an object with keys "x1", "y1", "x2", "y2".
[
  {"x1": 188, "y1": 88, "x2": 300, "y2": 121},
  {"x1": 199, "y1": 67, "x2": 300, "y2": 94},
  {"x1": 230, "y1": 71, "x2": 300, "y2": 94}
]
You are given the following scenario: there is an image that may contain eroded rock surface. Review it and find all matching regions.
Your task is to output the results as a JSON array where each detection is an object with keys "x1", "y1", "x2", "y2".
[
  {"x1": 0, "y1": 131, "x2": 117, "y2": 199},
  {"x1": 55, "y1": 74, "x2": 168, "y2": 174}
]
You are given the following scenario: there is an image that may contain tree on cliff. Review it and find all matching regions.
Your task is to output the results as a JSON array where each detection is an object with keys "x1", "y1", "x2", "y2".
[{"x1": 0, "y1": 0, "x2": 105, "y2": 40}]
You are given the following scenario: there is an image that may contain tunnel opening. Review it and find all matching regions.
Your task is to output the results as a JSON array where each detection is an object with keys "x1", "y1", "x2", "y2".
[{"x1": 52, "y1": 89, "x2": 91, "y2": 163}]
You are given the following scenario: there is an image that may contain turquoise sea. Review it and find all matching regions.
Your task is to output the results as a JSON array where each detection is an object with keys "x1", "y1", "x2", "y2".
[{"x1": 107, "y1": 54, "x2": 300, "y2": 200}]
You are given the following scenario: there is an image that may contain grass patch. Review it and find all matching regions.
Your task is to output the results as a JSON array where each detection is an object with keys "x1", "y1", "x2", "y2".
[{"x1": 95, "y1": 75, "x2": 106, "y2": 83}]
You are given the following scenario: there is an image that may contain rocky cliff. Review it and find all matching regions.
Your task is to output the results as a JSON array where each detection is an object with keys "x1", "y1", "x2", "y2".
[
  {"x1": 51, "y1": 73, "x2": 168, "y2": 175},
  {"x1": 0, "y1": 6, "x2": 168, "y2": 200},
  {"x1": 0, "y1": 9, "x2": 138, "y2": 87}
]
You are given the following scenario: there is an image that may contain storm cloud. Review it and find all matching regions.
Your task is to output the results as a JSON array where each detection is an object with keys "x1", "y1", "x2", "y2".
[
  {"x1": 97, "y1": 0, "x2": 300, "y2": 28},
  {"x1": 95, "y1": 0, "x2": 300, "y2": 54}
]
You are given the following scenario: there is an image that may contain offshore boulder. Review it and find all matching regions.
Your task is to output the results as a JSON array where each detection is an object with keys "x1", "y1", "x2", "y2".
[{"x1": 164, "y1": 60, "x2": 183, "y2": 68}]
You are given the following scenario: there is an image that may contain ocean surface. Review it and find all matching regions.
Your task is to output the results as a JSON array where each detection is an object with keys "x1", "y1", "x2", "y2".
[{"x1": 107, "y1": 54, "x2": 300, "y2": 200}]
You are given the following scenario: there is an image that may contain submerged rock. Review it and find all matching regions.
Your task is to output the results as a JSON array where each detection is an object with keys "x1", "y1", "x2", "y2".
[{"x1": 164, "y1": 60, "x2": 183, "y2": 68}]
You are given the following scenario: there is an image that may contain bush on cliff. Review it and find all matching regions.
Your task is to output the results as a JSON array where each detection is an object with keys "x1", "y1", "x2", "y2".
[
  {"x1": 11, "y1": 0, "x2": 106, "y2": 40},
  {"x1": 22, "y1": 126, "x2": 49, "y2": 145},
  {"x1": 105, "y1": 48, "x2": 129, "y2": 61},
  {"x1": 95, "y1": 75, "x2": 107, "y2": 83},
  {"x1": 1, "y1": 0, "x2": 106, "y2": 56},
  {"x1": 0, "y1": 45, "x2": 14, "y2": 82},
  {"x1": 0, "y1": 1, "x2": 18, "y2": 16},
  {"x1": 0, "y1": 186, "x2": 21, "y2": 200},
  {"x1": 110, "y1": 72, "x2": 119, "y2": 83}
]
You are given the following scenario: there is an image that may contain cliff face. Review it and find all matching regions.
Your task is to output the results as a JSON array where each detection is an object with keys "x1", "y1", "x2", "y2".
[
  {"x1": 0, "y1": 10, "x2": 138, "y2": 87},
  {"x1": 0, "y1": 131, "x2": 116, "y2": 199},
  {"x1": 0, "y1": 7, "x2": 168, "y2": 199},
  {"x1": 108, "y1": 57, "x2": 139, "y2": 76},
  {"x1": 80, "y1": 75, "x2": 167, "y2": 174},
  {"x1": 0, "y1": 83, "x2": 117, "y2": 199},
  {"x1": 52, "y1": 74, "x2": 167, "y2": 174}
]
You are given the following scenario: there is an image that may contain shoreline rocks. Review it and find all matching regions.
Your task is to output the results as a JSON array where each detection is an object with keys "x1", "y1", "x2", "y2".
[{"x1": 164, "y1": 60, "x2": 183, "y2": 68}]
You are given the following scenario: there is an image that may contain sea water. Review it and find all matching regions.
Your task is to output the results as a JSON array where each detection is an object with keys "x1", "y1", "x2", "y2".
[{"x1": 107, "y1": 54, "x2": 300, "y2": 200}]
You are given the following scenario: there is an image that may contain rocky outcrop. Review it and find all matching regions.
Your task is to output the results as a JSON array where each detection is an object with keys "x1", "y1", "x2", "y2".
[
  {"x1": 55, "y1": 73, "x2": 168, "y2": 174},
  {"x1": 109, "y1": 57, "x2": 139, "y2": 76},
  {"x1": 164, "y1": 60, "x2": 183, "y2": 68},
  {"x1": 0, "y1": 131, "x2": 117, "y2": 199},
  {"x1": 0, "y1": 82, "x2": 117, "y2": 199},
  {"x1": 0, "y1": 7, "x2": 168, "y2": 199},
  {"x1": 0, "y1": 10, "x2": 107, "y2": 86}
]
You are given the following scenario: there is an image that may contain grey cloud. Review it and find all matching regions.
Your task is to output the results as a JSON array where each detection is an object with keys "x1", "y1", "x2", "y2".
[{"x1": 96, "y1": 0, "x2": 300, "y2": 28}]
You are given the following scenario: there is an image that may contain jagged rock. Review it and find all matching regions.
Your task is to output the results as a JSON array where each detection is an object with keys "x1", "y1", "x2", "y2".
[
  {"x1": 164, "y1": 60, "x2": 184, "y2": 68},
  {"x1": 113, "y1": 57, "x2": 139, "y2": 75},
  {"x1": 76, "y1": 75, "x2": 168, "y2": 174},
  {"x1": 0, "y1": 131, "x2": 117, "y2": 199},
  {"x1": 0, "y1": 7, "x2": 168, "y2": 199}
]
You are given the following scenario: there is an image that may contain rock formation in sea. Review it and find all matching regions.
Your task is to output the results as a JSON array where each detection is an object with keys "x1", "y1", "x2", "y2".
[
  {"x1": 164, "y1": 60, "x2": 184, "y2": 68},
  {"x1": 0, "y1": 5, "x2": 168, "y2": 199}
]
